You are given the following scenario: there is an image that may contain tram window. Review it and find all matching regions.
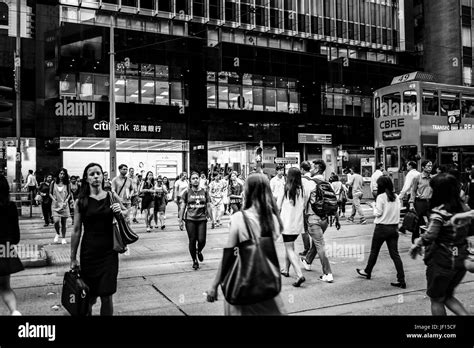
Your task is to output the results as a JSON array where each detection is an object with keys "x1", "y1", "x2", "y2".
[
  {"x1": 440, "y1": 92, "x2": 460, "y2": 116},
  {"x1": 461, "y1": 94, "x2": 474, "y2": 118},
  {"x1": 381, "y1": 92, "x2": 401, "y2": 117},
  {"x1": 422, "y1": 90, "x2": 438, "y2": 116},
  {"x1": 400, "y1": 145, "x2": 417, "y2": 171},
  {"x1": 385, "y1": 146, "x2": 399, "y2": 168},
  {"x1": 424, "y1": 146, "x2": 438, "y2": 167}
]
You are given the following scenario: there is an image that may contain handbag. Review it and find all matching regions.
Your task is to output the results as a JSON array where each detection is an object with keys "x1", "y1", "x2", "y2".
[
  {"x1": 219, "y1": 211, "x2": 281, "y2": 305},
  {"x1": 35, "y1": 194, "x2": 42, "y2": 203},
  {"x1": 61, "y1": 268, "x2": 90, "y2": 316},
  {"x1": 347, "y1": 186, "x2": 353, "y2": 200},
  {"x1": 401, "y1": 209, "x2": 419, "y2": 233},
  {"x1": 108, "y1": 192, "x2": 139, "y2": 248}
]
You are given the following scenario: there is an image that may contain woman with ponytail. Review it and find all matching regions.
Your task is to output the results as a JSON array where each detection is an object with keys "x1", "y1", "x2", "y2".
[{"x1": 356, "y1": 176, "x2": 406, "y2": 289}]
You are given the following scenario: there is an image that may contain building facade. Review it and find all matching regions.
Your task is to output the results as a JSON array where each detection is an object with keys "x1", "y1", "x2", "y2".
[{"x1": 1, "y1": 0, "x2": 418, "y2": 182}]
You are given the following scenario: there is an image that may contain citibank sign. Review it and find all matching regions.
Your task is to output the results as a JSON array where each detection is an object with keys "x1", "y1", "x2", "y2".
[{"x1": 55, "y1": 100, "x2": 95, "y2": 120}]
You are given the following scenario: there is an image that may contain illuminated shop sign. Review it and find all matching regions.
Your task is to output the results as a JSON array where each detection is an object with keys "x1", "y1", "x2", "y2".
[{"x1": 93, "y1": 121, "x2": 162, "y2": 133}]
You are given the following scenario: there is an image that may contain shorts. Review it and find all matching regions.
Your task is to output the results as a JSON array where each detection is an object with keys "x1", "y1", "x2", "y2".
[
  {"x1": 131, "y1": 195, "x2": 139, "y2": 206},
  {"x1": 426, "y1": 262, "x2": 466, "y2": 299},
  {"x1": 282, "y1": 234, "x2": 298, "y2": 243}
]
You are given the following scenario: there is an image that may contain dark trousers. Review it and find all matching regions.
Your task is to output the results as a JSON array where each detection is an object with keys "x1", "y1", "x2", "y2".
[
  {"x1": 301, "y1": 214, "x2": 311, "y2": 253},
  {"x1": 338, "y1": 200, "x2": 346, "y2": 215},
  {"x1": 28, "y1": 186, "x2": 37, "y2": 205},
  {"x1": 230, "y1": 203, "x2": 241, "y2": 214},
  {"x1": 185, "y1": 220, "x2": 207, "y2": 261},
  {"x1": 365, "y1": 224, "x2": 405, "y2": 283},
  {"x1": 41, "y1": 201, "x2": 52, "y2": 225},
  {"x1": 413, "y1": 199, "x2": 430, "y2": 243}
]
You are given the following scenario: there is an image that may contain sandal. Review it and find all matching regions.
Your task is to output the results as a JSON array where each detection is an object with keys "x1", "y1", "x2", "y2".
[{"x1": 280, "y1": 270, "x2": 290, "y2": 277}]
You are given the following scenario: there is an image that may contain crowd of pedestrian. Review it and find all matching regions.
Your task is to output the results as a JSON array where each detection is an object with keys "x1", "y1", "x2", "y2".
[{"x1": 2, "y1": 157, "x2": 474, "y2": 317}]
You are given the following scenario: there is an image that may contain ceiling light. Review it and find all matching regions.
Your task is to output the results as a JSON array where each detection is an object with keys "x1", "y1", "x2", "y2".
[
  {"x1": 144, "y1": 82, "x2": 154, "y2": 87},
  {"x1": 160, "y1": 91, "x2": 169, "y2": 96},
  {"x1": 115, "y1": 80, "x2": 126, "y2": 85}
]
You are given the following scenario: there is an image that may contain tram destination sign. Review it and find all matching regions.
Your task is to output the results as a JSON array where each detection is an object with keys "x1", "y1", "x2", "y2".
[
  {"x1": 274, "y1": 157, "x2": 299, "y2": 164},
  {"x1": 298, "y1": 133, "x2": 332, "y2": 144}
]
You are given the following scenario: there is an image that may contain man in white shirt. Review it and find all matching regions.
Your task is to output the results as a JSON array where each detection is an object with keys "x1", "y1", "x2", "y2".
[
  {"x1": 299, "y1": 161, "x2": 333, "y2": 283},
  {"x1": 112, "y1": 164, "x2": 134, "y2": 223},
  {"x1": 347, "y1": 167, "x2": 367, "y2": 224},
  {"x1": 24, "y1": 170, "x2": 38, "y2": 206},
  {"x1": 370, "y1": 163, "x2": 384, "y2": 198},
  {"x1": 398, "y1": 161, "x2": 420, "y2": 202},
  {"x1": 208, "y1": 173, "x2": 225, "y2": 228},
  {"x1": 270, "y1": 165, "x2": 286, "y2": 201}
]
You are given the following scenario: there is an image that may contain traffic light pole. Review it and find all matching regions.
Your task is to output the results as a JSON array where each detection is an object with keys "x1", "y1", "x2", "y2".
[
  {"x1": 15, "y1": 0, "x2": 21, "y2": 191},
  {"x1": 109, "y1": 17, "x2": 117, "y2": 179}
]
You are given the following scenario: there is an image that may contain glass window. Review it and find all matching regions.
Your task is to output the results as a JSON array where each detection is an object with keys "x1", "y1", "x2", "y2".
[
  {"x1": 403, "y1": 90, "x2": 417, "y2": 116},
  {"x1": 440, "y1": 92, "x2": 460, "y2": 116},
  {"x1": 94, "y1": 74, "x2": 109, "y2": 101},
  {"x1": 463, "y1": 26, "x2": 472, "y2": 47},
  {"x1": 60, "y1": 73, "x2": 77, "y2": 95},
  {"x1": 463, "y1": 66, "x2": 472, "y2": 86},
  {"x1": 345, "y1": 96, "x2": 353, "y2": 116},
  {"x1": 243, "y1": 73, "x2": 253, "y2": 86},
  {"x1": 334, "y1": 94, "x2": 343, "y2": 116},
  {"x1": 228, "y1": 86, "x2": 241, "y2": 109},
  {"x1": 141, "y1": 79, "x2": 155, "y2": 104},
  {"x1": 207, "y1": 71, "x2": 216, "y2": 83},
  {"x1": 253, "y1": 87, "x2": 264, "y2": 111},
  {"x1": 353, "y1": 96, "x2": 362, "y2": 116},
  {"x1": 125, "y1": 78, "x2": 139, "y2": 103},
  {"x1": 289, "y1": 91, "x2": 299, "y2": 113},
  {"x1": 209, "y1": 0, "x2": 221, "y2": 19},
  {"x1": 155, "y1": 81, "x2": 169, "y2": 105},
  {"x1": 225, "y1": 0, "x2": 238, "y2": 23},
  {"x1": 400, "y1": 146, "x2": 418, "y2": 171},
  {"x1": 79, "y1": 73, "x2": 93, "y2": 100},
  {"x1": 265, "y1": 89, "x2": 276, "y2": 112},
  {"x1": 385, "y1": 146, "x2": 399, "y2": 168},
  {"x1": 114, "y1": 77, "x2": 126, "y2": 103},
  {"x1": 0, "y1": 2, "x2": 8, "y2": 26},
  {"x1": 207, "y1": 85, "x2": 216, "y2": 108},
  {"x1": 193, "y1": 0, "x2": 205, "y2": 17},
  {"x1": 218, "y1": 86, "x2": 229, "y2": 109},
  {"x1": 381, "y1": 92, "x2": 401, "y2": 117},
  {"x1": 170, "y1": 82, "x2": 183, "y2": 106},
  {"x1": 277, "y1": 89, "x2": 288, "y2": 112},
  {"x1": 462, "y1": 94, "x2": 474, "y2": 118},
  {"x1": 243, "y1": 87, "x2": 253, "y2": 110},
  {"x1": 362, "y1": 97, "x2": 372, "y2": 117}
]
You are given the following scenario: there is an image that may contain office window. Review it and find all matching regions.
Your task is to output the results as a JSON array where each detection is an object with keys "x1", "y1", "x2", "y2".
[
  {"x1": 253, "y1": 87, "x2": 264, "y2": 111},
  {"x1": 176, "y1": 0, "x2": 189, "y2": 15},
  {"x1": 207, "y1": 85, "x2": 216, "y2": 108},
  {"x1": 193, "y1": 0, "x2": 205, "y2": 17},
  {"x1": 218, "y1": 86, "x2": 229, "y2": 108},
  {"x1": 228, "y1": 86, "x2": 241, "y2": 109},
  {"x1": 277, "y1": 89, "x2": 288, "y2": 112},
  {"x1": 94, "y1": 75, "x2": 109, "y2": 101},
  {"x1": 140, "y1": 0, "x2": 154, "y2": 10},
  {"x1": 158, "y1": 0, "x2": 172, "y2": 12},
  {"x1": 141, "y1": 79, "x2": 155, "y2": 104},
  {"x1": 256, "y1": 5, "x2": 266, "y2": 26},
  {"x1": 59, "y1": 73, "x2": 77, "y2": 95},
  {"x1": 0, "y1": 2, "x2": 8, "y2": 26},
  {"x1": 225, "y1": 0, "x2": 238, "y2": 23},
  {"x1": 265, "y1": 89, "x2": 276, "y2": 112},
  {"x1": 122, "y1": 0, "x2": 136, "y2": 7},
  {"x1": 155, "y1": 81, "x2": 169, "y2": 105},
  {"x1": 362, "y1": 97, "x2": 372, "y2": 117},
  {"x1": 125, "y1": 78, "x2": 139, "y2": 103},
  {"x1": 209, "y1": 0, "x2": 221, "y2": 19},
  {"x1": 241, "y1": 0, "x2": 252, "y2": 24},
  {"x1": 170, "y1": 82, "x2": 183, "y2": 106},
  {"x1": 464, "y1": 66, "x2": 473, "y2": 86},
  {"x1": 463, "y1": 26, "x2": 472, "y2": 47},
  {"x1": 243, "y1": 87, "x2": 253, "y2": 110}
]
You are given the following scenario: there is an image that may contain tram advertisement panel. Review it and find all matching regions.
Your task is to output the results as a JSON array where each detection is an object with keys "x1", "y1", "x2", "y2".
[{"x1": 374, "y1": 89, "x2": 420, "y2": 149}]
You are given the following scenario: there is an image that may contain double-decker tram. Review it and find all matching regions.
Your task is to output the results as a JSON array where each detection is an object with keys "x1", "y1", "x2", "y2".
[{"x1": 374, "y1": 72, "x2": 474, "y2": 189}]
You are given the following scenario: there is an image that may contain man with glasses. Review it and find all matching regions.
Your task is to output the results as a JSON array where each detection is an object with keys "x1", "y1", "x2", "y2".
[{"x1": 409, "y1": 160, "x2": 433, "y2": 244}]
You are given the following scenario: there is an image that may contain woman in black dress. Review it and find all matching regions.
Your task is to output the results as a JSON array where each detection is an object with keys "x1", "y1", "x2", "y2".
[
  {"x1": 0, "y1": 175, "x2": 23, "y2": 315},
  {"x1": 139, "y1": 171, "x2": 155, "y2": 232},
  {"x1": 70, "y1": 163, "x2": 126, "y2": 316}
]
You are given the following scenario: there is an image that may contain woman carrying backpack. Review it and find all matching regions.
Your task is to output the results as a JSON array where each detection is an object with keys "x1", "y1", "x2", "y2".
[
  {"x1": 409, "y1": 173, "x2": 471, "y2": 315},
  {"x1": 330, "y1": 174, "x2": 347, "y2": 219},
  {"x1": 356, "y1": 176, "x2": 406, "y2": 289}
]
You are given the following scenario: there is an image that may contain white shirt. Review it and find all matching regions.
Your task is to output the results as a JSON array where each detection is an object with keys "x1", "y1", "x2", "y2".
[
  {"x1": 278, "y1": 190, "x2": 305, "y2": 236},
  {"x1": 373, "y1": 193, "x2": 400, "y2": 225},
  {"x1": 301, "y1": 173, "x2": 316, "y2": 216},
  {"x1": 370, "y1": 169, "x2": 384, "y2": 192},
  {"x1": 270, "y1": 175, "x2": 286, "y2": 201},
  {"x1": 399, "y1": 169, "x2": 420, "y2": 200}
]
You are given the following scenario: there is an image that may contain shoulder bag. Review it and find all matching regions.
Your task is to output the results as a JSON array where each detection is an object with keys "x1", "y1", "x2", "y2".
[
  {"x1": 108, "y1": 192, "x2": 139, "y2": 254},
  {"x1": 219, "y1": 211, "x2": 281, "y2": 305}
]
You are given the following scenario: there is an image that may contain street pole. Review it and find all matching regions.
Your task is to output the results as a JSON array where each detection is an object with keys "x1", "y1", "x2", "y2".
[
  {"x1": 109, "y1": 16, "x2": 117, "y2": 179},
  {"x1": 15, "y1": 0, "x2": 21, "y2": 192}
]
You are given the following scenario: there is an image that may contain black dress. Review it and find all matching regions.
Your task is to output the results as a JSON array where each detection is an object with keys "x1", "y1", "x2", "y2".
[
  {"x1": 0, "y1": 202, "x2": 24, "y2": 276},
  {"x1": 80, "y1": 197, "x2": 118, "y2": 297}
]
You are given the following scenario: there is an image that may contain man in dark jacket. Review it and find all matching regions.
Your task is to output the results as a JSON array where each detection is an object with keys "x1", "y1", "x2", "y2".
[{"x1": 38, "y1": 174, "x2": 53, "y2": 227}]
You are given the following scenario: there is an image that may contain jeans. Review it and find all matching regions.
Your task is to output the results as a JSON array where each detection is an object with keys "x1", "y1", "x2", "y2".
[
  {"x1": 41, "y1": 201, "x2": 52, "y2": 224},
  {"x1": 304, "y1": 216, "x2": 331, "y2": 274},
  {"x1": 185, "y1": 220, "x2": 207, "y2": 261},
  {"x1": 413, "y1": 199, "x2": 430, "y2": 243},
  {"x1": 350, "y1": 192, "x2": 365, "y2": 220},
  {"x1": 301, "y1": 213, "x2": 311, "y2": 253},
  {"x1": 365, "y1": 224, "x2": 405, "y2": 283},
  {"x1": 211, "y1": 203, "x2": 224, "y2": 223}
]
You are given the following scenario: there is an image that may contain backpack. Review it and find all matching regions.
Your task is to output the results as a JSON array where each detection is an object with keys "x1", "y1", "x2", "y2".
[{"x1": 307, "y1": 178, "x2": 339, "y2": 218}]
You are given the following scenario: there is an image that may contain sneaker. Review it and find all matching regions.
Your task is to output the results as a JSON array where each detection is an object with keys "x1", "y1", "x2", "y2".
[
  {"x1": 197, "y1": 251, "x2": 204, "y2": 262},
  {"x1": 360, "y1": 219, "x2": 367, "y2": 225},
  {"x1": 43, "y1": 224, "x2": 49, "y2": 227},
  {"x1": 61, "y1": 238, "x2": 67, "y2": 245},
  {"x1": 211, "y1": 222, "x2": 215, "y2": 229},
  {"x1": 53, "y1": 235, "x2": 59, "y2": 243},
  {"x1": 298, "y1": 251, "x2": 308, "y2": 257},
  {"x1": 155, "y1": 225, "x2": 160, "y2": 229},
  {"x1": 161, "y1": 225, "x2": 165, "y2": 230},
  {"x1": 146, "y1": 227, "x2": 151, "y2": 232},
  {"x1": 192, "y1": 261, "x2": 199, "y2": 270},
  {"x1": 347, "y1": 217, "x2": 354, "y2": 223},
  {"x1": 11, "y1": 310, "x2": 22, "y2": 316},
  {"x1": 301, "y1": 259, "x2": 312, "y2": 271},
  {"x1": 319, "y1": 274, "x2": 334, "y2": 283}
]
